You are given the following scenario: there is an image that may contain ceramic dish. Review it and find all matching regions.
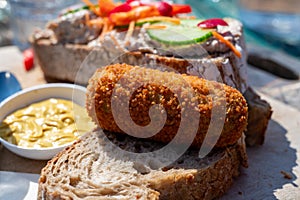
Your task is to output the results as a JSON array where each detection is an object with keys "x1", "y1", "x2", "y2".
[
  {"x1": 0, "y1": 71, "x2": 22, "y2": 102},
  {"x1": 0, "y1": 83, "x2": 88, "y2": 160}
]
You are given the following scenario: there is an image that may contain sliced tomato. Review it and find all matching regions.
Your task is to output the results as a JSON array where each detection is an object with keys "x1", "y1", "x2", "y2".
[
  {"x1": 171, "y1": 4, "x2": 192, "y2": 15},
  {"x1": 156, "y1": 1, "x2": 173, "y2": 17},
  {"x1": 197, "y1": 18, "x2": 228, "y2": 29}
]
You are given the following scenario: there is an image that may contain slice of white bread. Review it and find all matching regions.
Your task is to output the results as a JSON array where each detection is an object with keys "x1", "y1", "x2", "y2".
[{"x1": 38, "y1": 129, "x2": 247, "y2": 200}]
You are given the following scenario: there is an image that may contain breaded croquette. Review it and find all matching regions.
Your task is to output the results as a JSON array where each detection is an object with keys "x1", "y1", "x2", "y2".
[{"x1": 86, "y1": 63, "x2": 248, "y2": 148}]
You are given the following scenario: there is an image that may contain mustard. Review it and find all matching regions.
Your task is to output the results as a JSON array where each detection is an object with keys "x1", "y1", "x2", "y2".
[{"x1": 0, "y1": 98, "x2": 95, "y2": 148}]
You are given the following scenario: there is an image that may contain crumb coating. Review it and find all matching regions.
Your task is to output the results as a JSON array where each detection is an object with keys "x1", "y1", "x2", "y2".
[{"x1": 86, "y1": 64, "x2": 248, "y2": 148}]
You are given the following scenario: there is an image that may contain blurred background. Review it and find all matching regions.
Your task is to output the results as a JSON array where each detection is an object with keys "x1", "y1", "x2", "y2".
[
  {"x1": 189, "y1": 0, "x2": 300, "y2": 58},
  {"x1": 0, "y1": 0, "x2": 10, "y2": 47},
  {"x1": 0, "y1": 0, "x2": 299, "y2": 56},
  {"x1": 0, "y1": 0, "x2": 79, "y2": 50}
]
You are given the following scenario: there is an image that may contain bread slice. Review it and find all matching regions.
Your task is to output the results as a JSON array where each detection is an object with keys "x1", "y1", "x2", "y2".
[
  {"x1": 38, "y1": 129, "x2": 247, "y2": 200},
  {"x1": 31, "y1": 18, "x2": 247, "y2": 93}
]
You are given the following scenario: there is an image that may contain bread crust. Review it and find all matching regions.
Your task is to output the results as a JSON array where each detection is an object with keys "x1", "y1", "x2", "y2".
[
  {"x1": 30, "y1": 18, "x2": 247, "y2": 93},
  {"x1": 31, "y1": 41, "x2": 246, "y2": 92},
  {"x1": 244, "y1": 87, "x2": 273, "y2": 146},
  {"x1": 38, "y1": 130, "x2": 247, "y2": 200}
]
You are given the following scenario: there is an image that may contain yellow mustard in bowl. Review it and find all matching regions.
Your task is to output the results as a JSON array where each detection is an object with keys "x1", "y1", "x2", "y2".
[{"x1": 0, "y1": 98, "x2": 95, "y2": 148}]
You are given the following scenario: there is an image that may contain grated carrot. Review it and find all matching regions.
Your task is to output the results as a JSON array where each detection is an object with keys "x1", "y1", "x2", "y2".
[
  {"x1": 85, "y1": 12, "x2": 90, "y2": 25},
  {"x1": 97, "y1": 0, "x2": 102, "y2": 16},
  {"x1": 98, "y1": 0, "x2": 117, "y2": 17},
  {"x1": 82, "y1": 0, "x2": 100, "y2": 16},
  {"x1": 81, "y1": 0, "x2": 94, "y2": 7},
  {"x1": 179, "y1": 16, "x2": 196, "y2": 20},
  {"x1": 99, "y1": 18, "x2": 109, "y2": 41},
  {"x1": 110, "y1": 34, "x2": 128, "y2": 52},
  {"x1": 137, "y1": 16, "x2": 181, "y2": 25},
  {"x1": 212, "y1": 31, "x2": 242, "y2": 58},
  {"x1": 87, "y1": 19, "x2": 104, "y2": 27},
  {"x1": 124, "y1": 20, "x2": 135, "y2": 46},
  {"x1": 107, "y1": 23, "x2": 114, "y2": 32},
  {"x1": 143, "y1": 24, "x2": 167, "y2": 29}
]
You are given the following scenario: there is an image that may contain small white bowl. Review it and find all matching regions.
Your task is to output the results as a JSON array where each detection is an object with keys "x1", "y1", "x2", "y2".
[{"x1": 0, "y1": 83, "x2": 88, "y2": 160}]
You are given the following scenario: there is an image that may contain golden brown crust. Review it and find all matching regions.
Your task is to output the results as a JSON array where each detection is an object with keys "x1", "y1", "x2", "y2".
[{"x1": 86, "y1": 63, "x2": 248, "y2": 148}]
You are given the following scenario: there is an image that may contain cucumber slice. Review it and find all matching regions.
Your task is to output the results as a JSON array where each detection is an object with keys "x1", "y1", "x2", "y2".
[
  {"x1": 146, "y1": 22, "x2": 213, "y2": 46},
  {"x1": 115, "y1": 20, "x2": 162, "y2": 29},
  {"x1": 180, "y1": 19, "x2": 204, "y2": 27},
  {"x1": 62, "y1": 5, "x2": 90, "y2": 16}
]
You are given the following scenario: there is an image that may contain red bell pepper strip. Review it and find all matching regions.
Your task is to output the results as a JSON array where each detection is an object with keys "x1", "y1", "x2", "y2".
[
  {"x1": 23, "y1": 48, "x2": 34, "y2": 71},
  {"x1": 109, "y1": 2, "x2": 132, "y2": 15},
  {"x1": 125, "y1": 0, "x2": 137, "y2": 3},
  {"x1": 110, "y1": 5, "x2": 160, "y2": 26},
  {"x1": 171, "y1": 4, "x2": 192, "y2": 15}
]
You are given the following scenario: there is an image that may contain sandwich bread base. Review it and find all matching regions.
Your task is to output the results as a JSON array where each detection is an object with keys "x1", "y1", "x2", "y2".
[{"x1": 38, "y1": 129, "x2": 247, "y2": 200}]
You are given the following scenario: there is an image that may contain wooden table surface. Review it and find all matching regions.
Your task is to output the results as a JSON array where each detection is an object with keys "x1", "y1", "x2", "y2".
[
  {"x1": 0, "y1": 46, "x2": 48, "y2": 174},
  {"x1": 0, "y1": 46, "x2": 46, "y2": 88}
]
